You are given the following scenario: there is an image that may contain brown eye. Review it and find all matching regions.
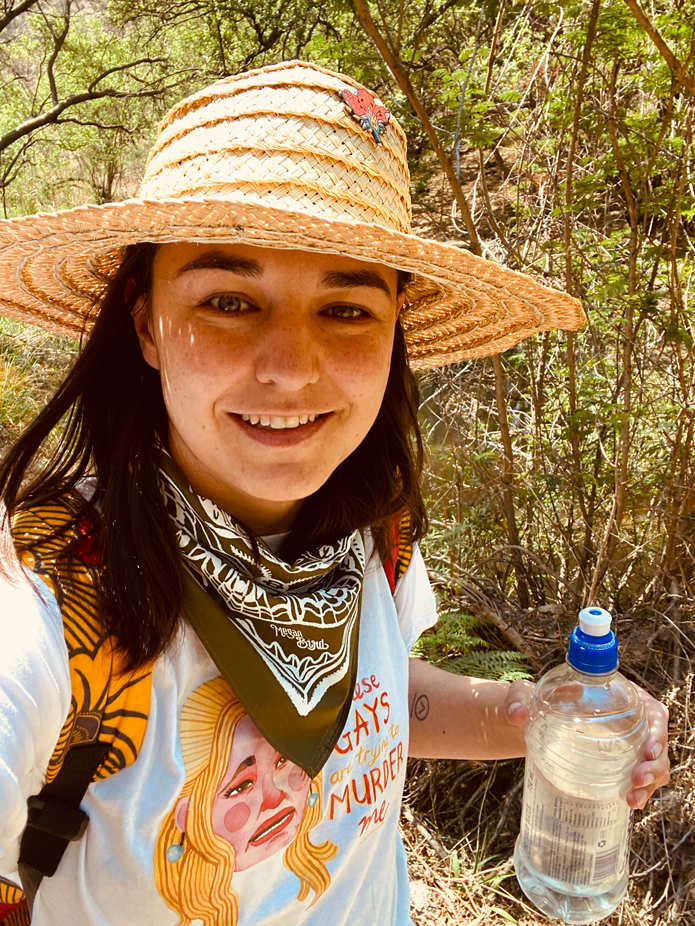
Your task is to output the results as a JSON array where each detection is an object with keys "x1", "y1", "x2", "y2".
[
  {"x1": 324, "y1": 304, "x2": 365, "y2": 319},
  {"x1": 210, "y1": 294, "x2": 253, "y2": 313},
  {"x1": 224, "y1": 777, "x2": 254, "y2": 798}
]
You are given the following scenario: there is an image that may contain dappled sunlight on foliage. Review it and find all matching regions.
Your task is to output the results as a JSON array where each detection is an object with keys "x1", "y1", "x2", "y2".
[{"x1": 0, "y1": 319, "x2": 77, "y2": 455}]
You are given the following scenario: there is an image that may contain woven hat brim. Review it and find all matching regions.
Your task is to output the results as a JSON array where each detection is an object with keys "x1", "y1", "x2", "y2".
[{"x1": 0, "y1": 196, "x2": 586, "y2": 369}]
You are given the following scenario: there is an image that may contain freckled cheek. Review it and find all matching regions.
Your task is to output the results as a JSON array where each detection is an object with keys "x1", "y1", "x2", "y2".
[
  {"x1": 348, "y1": 365, "x2": 390, "y2": 430},
  {"x1": 339, "y1": 346, "x2": 391, "y2": 401},
  {"x1": 170, "y1": 343, "x2": 229, "y2": 382},
  {"x1": 223, "y1": 802, "x2": 252, "y2": 833},
  {"x1": 160, "y1": 348, "x2": 238, "y2": 409},
  {"x1": 288, "y1": 765, "x2": 308, "y2": 792}
]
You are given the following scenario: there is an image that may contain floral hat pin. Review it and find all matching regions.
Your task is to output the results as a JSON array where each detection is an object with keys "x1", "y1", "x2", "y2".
[{"x1": 339, "y1": 88, "x2": 391, "y2": 144}]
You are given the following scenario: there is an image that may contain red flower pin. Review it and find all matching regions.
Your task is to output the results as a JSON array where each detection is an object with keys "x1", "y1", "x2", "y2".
[
  {"x1": 76, "y1": 516, "x2": 102, "y2": 566},
  {"x1": 339, "y1": 88, "x2": 390, "y2": 144}
]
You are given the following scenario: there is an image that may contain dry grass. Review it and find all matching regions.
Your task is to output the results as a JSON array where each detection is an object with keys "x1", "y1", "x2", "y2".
[{"x1": 0, "y1": 318, "x2": 78, "y2": 457}]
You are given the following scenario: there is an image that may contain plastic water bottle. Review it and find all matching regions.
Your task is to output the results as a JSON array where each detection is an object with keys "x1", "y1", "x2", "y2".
[{"x1": 514, "y1": 607, "x2": 647, "y2": 924}]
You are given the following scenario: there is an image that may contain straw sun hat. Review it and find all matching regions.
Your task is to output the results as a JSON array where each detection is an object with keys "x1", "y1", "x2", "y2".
[{"x1": 0, "y1": 60, "x2": 585, "y2": 369}]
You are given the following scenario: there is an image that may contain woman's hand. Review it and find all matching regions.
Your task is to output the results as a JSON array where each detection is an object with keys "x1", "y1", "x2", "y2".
[
  {"x1": 629, "y1": 688, "x2": 670, "y2": 809},
  {"x1": 504, "y1": 680, "x2": 670, "y2": 809}
]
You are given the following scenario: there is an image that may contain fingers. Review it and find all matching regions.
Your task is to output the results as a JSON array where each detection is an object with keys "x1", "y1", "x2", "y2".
[
  {"x1": 628, "y1": 750, "x2": 670, "y2": 808},
  {"x1": 504, "y1": 679, "x2": 534, "y2": 727},
  {"x1": 627, "y1": 688, "x2": 670, "y2": 809},
  {"x1": 629, "y1": 747, "x2": 670, "y2": 803},
  {"x1": 503, "y1": 678, "x2": 671, "y2": 810},
  {"x1": 639, "y1": 689, "x2": 669, "y2": 756}
]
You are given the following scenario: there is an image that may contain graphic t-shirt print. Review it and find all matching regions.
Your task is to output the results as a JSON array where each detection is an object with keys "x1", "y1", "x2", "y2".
[
  {"x1": 154, "y1": 677, "x2": 337, "y2": 926},
  {"x1": 327, "y1": 673, "x2": 405, "y2": 836}
]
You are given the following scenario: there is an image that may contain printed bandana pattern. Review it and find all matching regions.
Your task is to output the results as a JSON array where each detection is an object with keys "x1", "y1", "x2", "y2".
[{"x1": 159, "y1": 458, "x2": 365, "y2": 717}]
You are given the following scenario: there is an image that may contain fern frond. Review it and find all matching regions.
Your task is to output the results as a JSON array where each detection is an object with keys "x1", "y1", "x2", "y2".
[
  {"x1": 443, "y1": 650, "x2": 532, "y2": 682},
  {"x1": 413, "y1": 609, "x2": 532, "y2": 681}
]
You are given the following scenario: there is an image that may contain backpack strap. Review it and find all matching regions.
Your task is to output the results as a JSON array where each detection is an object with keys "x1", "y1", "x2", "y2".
[
  {"x1": 17, "y1": 742, "x2": 109, "y2": 914},
  {"x1": 10, "y1": 495, "x2": 154, "y2": 914},
  {"x1": 383, "y1": 509, "x2": 414, "y2": 594}
]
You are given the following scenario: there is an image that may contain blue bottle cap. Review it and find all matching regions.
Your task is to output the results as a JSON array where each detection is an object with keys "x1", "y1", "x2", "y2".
[{"x1": 567, "y1": 607, "x2": 618, "y2": 674}]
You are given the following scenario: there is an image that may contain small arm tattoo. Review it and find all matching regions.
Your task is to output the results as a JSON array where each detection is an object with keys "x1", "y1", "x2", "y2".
[{"x1": 409, "y1": 691, "x2": 430, "y2": 721}]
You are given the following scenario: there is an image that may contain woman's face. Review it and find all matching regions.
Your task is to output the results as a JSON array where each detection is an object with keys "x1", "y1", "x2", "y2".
[
  {"x1": 133, "y1": 242, "x2": 401, "y2": 533},
  {"x1": 211, "y1": 714, "x2": 311, "y2": 871}
]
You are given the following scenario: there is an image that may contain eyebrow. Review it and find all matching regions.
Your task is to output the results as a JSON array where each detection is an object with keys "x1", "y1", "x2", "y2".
[
  {"x1": 175, "y1": 252, "x2": 263, "y2": 278},
  {"x1": 321, "y1": 269, "x2": 392, "y2": 298},
  {"x1": 173, "y1": 252, "x2": 392, "y2": 297},
  {"x1": 230, "y1": 755, "x2": 256, "y2": 782}
]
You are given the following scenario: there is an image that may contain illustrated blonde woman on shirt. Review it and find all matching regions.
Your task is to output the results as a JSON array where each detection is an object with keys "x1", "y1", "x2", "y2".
[{"x1": 154, "y1": 677, "x2": 336, "y2": 926}]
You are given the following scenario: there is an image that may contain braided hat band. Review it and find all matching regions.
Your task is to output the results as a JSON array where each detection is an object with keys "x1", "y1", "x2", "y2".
[{"x1": 0, "y1": 60, "x2": 585, "y2": 368}]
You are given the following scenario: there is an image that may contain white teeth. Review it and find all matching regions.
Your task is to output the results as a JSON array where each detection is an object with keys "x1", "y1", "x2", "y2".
[
  {"x1": 269, "y1": 416, "x2": 300, "y2": 429},
  {"x1": 242, "y1": 413, "x2": 321, "y2": 428}
]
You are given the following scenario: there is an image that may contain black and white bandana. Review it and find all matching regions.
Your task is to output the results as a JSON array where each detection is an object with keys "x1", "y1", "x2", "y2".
[{"x1": 159, "y1": 453, "x2": 366, "y2": 776}]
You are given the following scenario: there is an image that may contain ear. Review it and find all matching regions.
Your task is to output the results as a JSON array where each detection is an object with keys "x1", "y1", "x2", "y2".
[
  {"x1": 174, "y1": 796, "x2": 189, "y2": 832},
  {"x1": 132, "y1": 295, "x2": 161, "y2": 371},
  {"x1": 396, "y1": 291, "x2": 407, "y2": 317}
]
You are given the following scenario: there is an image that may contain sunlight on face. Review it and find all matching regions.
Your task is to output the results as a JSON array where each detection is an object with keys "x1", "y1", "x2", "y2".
[{"x1": 133, "y1": 243, "x2": 401, "y2": 533}]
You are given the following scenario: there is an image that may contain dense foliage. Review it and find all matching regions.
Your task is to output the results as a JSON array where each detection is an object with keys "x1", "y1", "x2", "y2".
[
  {"x1": 4, "y1": 0, "x2": 695, "y2": 634},
  {"x1": 1, "y1": 2, "x2": 695, "y2": 919}
]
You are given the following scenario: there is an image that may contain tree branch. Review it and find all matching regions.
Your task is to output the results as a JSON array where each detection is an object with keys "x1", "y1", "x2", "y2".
[
  {"x1": 350, "y1": 0, "x2": 481, "y2": 255},
  {"x1": 620, "y1": 0, "x2": 695, "y2": 95},
  {"x1": 0, "y1": 85, "x2": 164, "y2": 154},
  {"x1": 46, "y1": 0, "x2": 71, "y2": 107},
  {"x1": 0, "y1": 136, "x2": 33, "y2": 186},
  {"x1": 0, "y1": 0, "x2": 40, "y2": 35},
  {"x1": 477, "y1": 0, "x2": 519, "y2": 260},
  {"x1": 563, "y1": 0, "x2": 601, "y2": 584},
  {"x1": 492, "y1": 353, "x2": 530, "y2": 608},
  {"x1": 55, "y1": 117, "x2": 136, "y2": 133},
  {"x1": 411, "y1": 0, "x2": 470, "y2": 56},
  {"x1": 87, "y1": 57, "x2": 167, "y2": 92}
]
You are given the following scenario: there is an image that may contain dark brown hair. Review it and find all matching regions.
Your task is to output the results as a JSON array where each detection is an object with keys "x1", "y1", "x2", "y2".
[{"x1": 0, "y1": 243, "x2": 427, "y2": 670}]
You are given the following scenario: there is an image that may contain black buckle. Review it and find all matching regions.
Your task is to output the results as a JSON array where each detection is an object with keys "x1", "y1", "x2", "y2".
[{"x1": 26, "y1": 796, "x2": 89, "y2": 841}]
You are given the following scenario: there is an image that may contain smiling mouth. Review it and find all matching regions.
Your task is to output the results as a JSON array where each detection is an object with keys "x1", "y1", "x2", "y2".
[
  {"x1": 248, "y1": 808, "x2": 296, "y2": 847},
  {"x1": 239, "y1": 413, "x2": 325, "y2": 430}
]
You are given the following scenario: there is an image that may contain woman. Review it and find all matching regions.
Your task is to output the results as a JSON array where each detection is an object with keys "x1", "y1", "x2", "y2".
[
  {"x1": 0, "y1": 61, "x2": 668, "y2": 926},
  {"x1": 154, "y1": 676, "x2": 336, "y2": 925}
]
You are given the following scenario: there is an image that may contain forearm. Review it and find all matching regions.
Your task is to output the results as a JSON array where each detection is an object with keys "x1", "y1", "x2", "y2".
[{"x1": 407, "y1": 657, "x2": 527, "y2": 760}]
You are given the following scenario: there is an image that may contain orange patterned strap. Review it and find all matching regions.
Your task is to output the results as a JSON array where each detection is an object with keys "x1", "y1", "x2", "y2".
[
  {"x1": 11, "y1": 493, "x2": 153, "y2": 784},
  {"x1": 394, "y1": 509, "x2": 413, "y2": 585},
  {"x1": 0, "y1": 878, "x2": 28, "y2": 924},
  {"x1": 383, "y1": 509, "x2": 414, "y2": 594}
]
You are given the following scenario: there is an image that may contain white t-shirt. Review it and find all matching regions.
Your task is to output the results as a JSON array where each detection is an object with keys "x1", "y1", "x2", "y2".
[{"x1": 0, "y1": 534, "x2": 437, "y2": 926}]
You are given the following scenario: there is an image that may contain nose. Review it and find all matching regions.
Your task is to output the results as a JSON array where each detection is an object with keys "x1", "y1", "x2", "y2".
[
  {"x1": 254, "y1": 314, "x2": 320, "y2": 390},
  {"x1": 259, "y1": 767, "x2": 284, "y2": 813}
]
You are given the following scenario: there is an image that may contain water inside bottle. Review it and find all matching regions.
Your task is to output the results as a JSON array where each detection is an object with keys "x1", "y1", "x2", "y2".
[
  {"x1": 515, "y1": 751, "x2": 632, "y2": 923},
  {"x1": 514, "y1": 662, "x2": 646, "y2": 923}
]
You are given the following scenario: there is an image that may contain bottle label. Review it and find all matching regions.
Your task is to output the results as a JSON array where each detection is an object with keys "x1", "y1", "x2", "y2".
[{"x1": 520, "y1": 757, "x2": 630, "y2": 887}]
